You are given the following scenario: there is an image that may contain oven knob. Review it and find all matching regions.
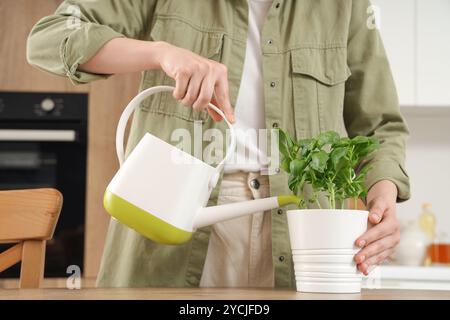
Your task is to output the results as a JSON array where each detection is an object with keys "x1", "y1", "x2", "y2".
[{"x1": 40, "y1": 98, "x2": 56, "y2": 112}]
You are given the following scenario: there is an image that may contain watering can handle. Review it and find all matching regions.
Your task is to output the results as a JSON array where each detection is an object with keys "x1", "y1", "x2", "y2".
[{"x1": 116, "y1": 85, "x2": 236, "y2": 173}]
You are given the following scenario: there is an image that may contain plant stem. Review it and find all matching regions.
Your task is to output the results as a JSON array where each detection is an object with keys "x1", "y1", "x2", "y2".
[
  {"x1": 300, "y1": 199, "x2": 307, "y2": 209},
  {"x1": 353, "y1": 197, "x2": 358, "y2": 210},
  {"x1": 315, "y1": 197, "x2": 322, "y2": 209},
  {"x1": 329, "y1": 187, "x2": 335, "y2": 209}
]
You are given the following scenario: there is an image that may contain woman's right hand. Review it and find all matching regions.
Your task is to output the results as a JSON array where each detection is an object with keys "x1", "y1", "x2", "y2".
[
  {"x1": 155, "y1": 41, "x2": 235, "y2": 123},
  {"x1": 79, "y1": 38, "x2": 234, "y2": 122}
]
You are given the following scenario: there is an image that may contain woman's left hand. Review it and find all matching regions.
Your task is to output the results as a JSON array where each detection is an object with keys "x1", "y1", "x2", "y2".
[{"x1": 354, "y1": 180, "x2": 400, "y2": 275}]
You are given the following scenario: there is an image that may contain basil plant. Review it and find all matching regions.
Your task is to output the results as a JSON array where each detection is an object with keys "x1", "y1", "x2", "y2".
[{"x1": 278, "y1": 130, "x2": 379, "y2": 210}]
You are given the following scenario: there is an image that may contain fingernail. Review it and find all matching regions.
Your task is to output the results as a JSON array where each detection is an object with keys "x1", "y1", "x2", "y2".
[
  {"x1": 371, "y1": 213, "x2": 381, "y2": 222},
  {"x1": 357, "y1": 255, "x2": 365, "y2": 263},
  {"x1": 357, "y1": 240, "x2": 366, "y2": 248},
  {"x1": 361, "y1": 263, "x2": 369, "y2": 275}
]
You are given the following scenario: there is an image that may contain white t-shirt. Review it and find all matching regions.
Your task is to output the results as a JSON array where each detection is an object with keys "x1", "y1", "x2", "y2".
[{"x1": 223, "y1": 0, "x2": 273, "y2": 173}]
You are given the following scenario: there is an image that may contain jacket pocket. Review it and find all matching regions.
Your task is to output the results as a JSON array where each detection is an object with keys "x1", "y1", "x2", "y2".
[
  {"x1": 140, "y1": 16, "x2": 225, "y2": 122},
  {"x1": 291, "y1": 47, "x2": 351, "y2": 138}
]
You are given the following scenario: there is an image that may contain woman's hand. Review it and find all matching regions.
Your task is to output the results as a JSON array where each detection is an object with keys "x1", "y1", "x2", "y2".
[
  {"x1": 354, "y1": 180, "x2": 400, "y2": 275},
  {"x1": 79, "y1": 38, "x2": 234, "y2": 123},
  {"x1": 156, "y1": 41, "x2": 235, "y2": 123}
]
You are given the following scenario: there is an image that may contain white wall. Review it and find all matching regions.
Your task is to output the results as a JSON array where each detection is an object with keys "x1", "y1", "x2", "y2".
[
  {"x1": 397, "y1": 108, "x2": 450, "y2": 236},
  {"x1": 372, "y1": 0, "x2": 450, "y2": 107},
  {"x1": 371, "y1": 0, "x2": 416, "y2": 105},
  {"x1": 417, "y1": 0, "x2": 450, "y2": 106}
]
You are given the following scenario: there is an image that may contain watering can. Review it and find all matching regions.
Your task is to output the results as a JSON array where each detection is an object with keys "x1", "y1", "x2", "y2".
[{"x1": 103, "y1": 86, "x2": 299, "y2": 245}]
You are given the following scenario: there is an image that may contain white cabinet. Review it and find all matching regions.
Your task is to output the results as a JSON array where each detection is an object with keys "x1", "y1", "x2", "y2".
[
  {"x1": 370, "y1": 0, "x2": 450, "y2": 107},
  {"x1": 417, "y1": 0, "x2": 450, "y2": 106},
  {"x1": 371, "y1": 0, "x2": 416, "y2": 106}
]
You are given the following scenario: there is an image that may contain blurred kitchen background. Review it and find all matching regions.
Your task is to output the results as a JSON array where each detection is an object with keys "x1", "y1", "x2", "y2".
[
  {"x1": 364, "y1": 0, "x2": 450, "y2": 289},
  {"x1": 0, "y1": 0, "x2": 449, "y2": 289},
  {"x1": 0, "y1": 0, "x2": 141, "y2": 288}
]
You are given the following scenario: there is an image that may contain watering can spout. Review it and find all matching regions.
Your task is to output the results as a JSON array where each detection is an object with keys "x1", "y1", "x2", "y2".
[{"x1": 193, "y1": 195, "x2": 301, "y2": 229}]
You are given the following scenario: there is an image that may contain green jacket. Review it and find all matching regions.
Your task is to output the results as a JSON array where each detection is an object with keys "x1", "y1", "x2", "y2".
[{"x1": 27, "y1": 0, "x2": 410, "y2": 288}]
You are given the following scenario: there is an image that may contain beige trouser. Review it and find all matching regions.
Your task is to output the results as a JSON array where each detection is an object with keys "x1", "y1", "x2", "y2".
[{"x1": 199, "y1": 171, "x2": 274, "y2": 287}]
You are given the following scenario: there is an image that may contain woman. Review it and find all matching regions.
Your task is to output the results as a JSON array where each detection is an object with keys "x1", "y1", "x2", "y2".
[{"x1": 27, "y1": 0, "x2": 410, "y2": 288}]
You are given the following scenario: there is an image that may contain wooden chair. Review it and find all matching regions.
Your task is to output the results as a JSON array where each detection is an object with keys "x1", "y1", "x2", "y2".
[{"x1": 0, "y1": 188, "x2": 62, "y2": 288}]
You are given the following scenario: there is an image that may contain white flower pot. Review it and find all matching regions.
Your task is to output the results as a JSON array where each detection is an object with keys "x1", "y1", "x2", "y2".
[{"x1": 287, "y1": 209, "x2": 369, "y2": 293}]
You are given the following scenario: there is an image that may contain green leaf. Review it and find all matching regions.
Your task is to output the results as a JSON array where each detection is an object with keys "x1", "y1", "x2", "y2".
[
  {"x1": 351, "y1": 135, "x2": 371, "y2": 145},
  {"x1": 278, "y1": 129, "x2": 295, "y2": 159},
  {"x1": 317, "y1": 131, "x2": 340, "y2": 146},
  {"x1": 356, "y1": 164, "x2": 372, "y2": 179},
  {"x1": 310, "y1": 150, "x2": 329, "y2": 172},
  {"x1": 334, "y1": 137, "x2": 350, "y2": 147},
  {"x1": 281, "y1": 157, "x2": 291, "y2": 173},
  {"x1": 298, "y1": 138, "x2": 313, "y2": 147},
  {"x1": 330, "y1": 147, "x2": 347, "y2": 168},
  {"x1": 289, "y1": 159, "x2": 306, "y2": 176},
  {"x1": 353, "y1": 137, "x2": 380, "y2": 160},
  {"x1": 288, "y1": 174, "x2": 300, "y2": 194},
  {"x1": 299, "y1": 138, "x2": 314, "y2": 157}
]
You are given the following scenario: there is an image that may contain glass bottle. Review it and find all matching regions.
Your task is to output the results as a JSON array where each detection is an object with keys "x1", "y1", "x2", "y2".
[{"x1": 419, "y1": 203, "x2": 436, "y2": 266}]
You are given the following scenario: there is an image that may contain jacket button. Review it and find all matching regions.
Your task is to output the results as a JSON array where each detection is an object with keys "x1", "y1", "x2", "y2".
[
  {"x1": 274, "y1": 167, "x2": 280, "y2": 173},
  {"x1": 278, "y1": 256, "x2": 285, "y2": 262},
  {"x1": 275, "y1": 3, "x2": 281, "y2": 9},
  {"x1": 250, "y1": 179, "x2": 260, "y2": 190},
  {"x1": 267, "y1": 39, "x2": 273, "y2": 45},
  {"x1": 270, "y1": 81, "x2": 276, "y2": 88},
  {"x1": 277, "y1": 209, "x2": 283, "y2": 215},
  {"x1": 272, "y1": 122, "x2": 279, "y2": 128}
]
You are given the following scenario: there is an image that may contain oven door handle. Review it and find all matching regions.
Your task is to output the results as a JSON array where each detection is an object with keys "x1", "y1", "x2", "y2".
[{"x1": 0, "y1": 129, "x2": 77, "y2": 142}]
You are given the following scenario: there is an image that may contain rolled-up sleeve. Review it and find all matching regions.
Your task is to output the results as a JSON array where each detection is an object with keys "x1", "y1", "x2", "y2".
[
  {"x1": 344, "y1": 0, "x2": 411, "y2": 202},
  {"x1": 27, "y1": 0, "x2": 155, "y2": 85}
]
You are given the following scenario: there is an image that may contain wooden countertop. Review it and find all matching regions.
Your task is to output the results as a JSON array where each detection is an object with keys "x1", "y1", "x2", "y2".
[{"x1": 1, "y1": 288, "x2": 450, "y2": 300}]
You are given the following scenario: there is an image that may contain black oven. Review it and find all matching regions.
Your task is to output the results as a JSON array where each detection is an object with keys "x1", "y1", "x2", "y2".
[{"x1": 0, "y1": 92, "x2": 88, "y2": 278}]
